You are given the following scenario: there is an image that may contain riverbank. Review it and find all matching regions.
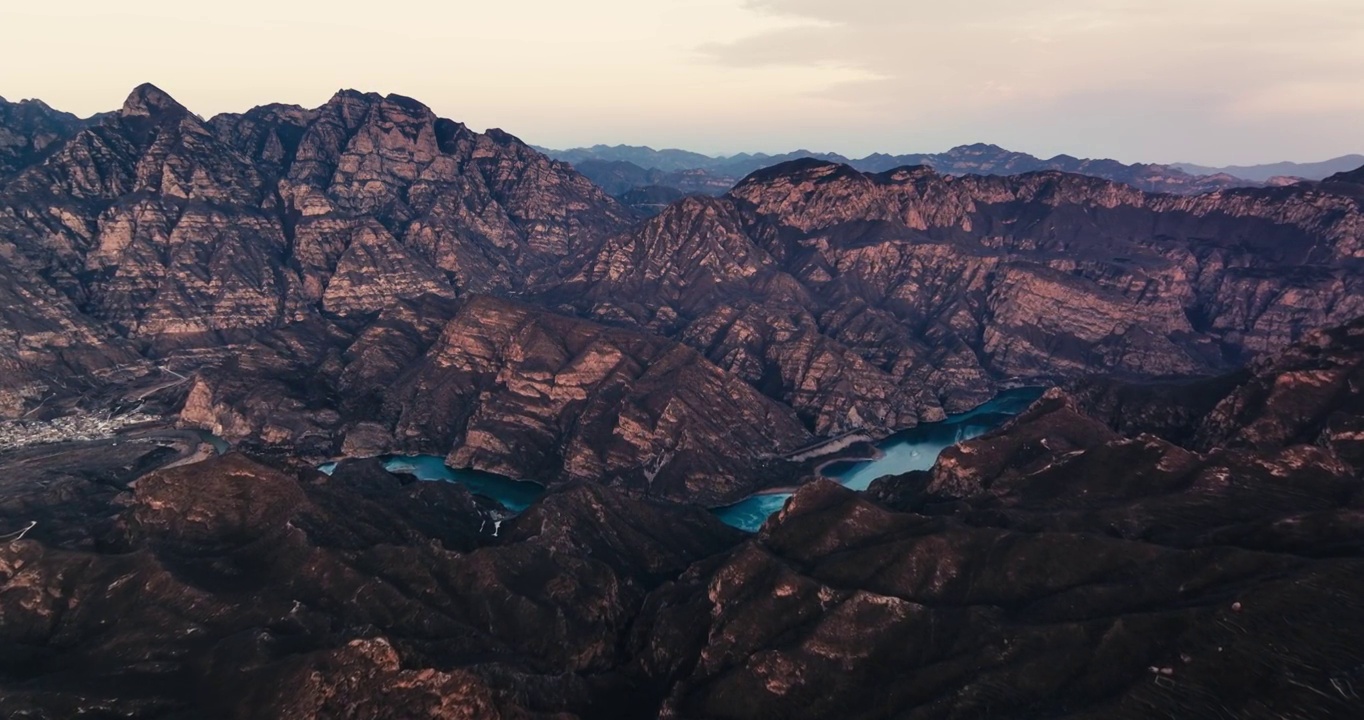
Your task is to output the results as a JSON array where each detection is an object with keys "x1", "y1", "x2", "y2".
[
  {"x1": 714, "y1": 388, "x2": 1046, "y2": 530},
  {"x1": 321, "y1": 455, "x2": 546, "y2": 512}
]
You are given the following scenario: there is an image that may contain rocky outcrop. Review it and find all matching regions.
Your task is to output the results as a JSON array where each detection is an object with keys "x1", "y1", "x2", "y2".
[
  {"x1": 3, "y1": 84, "x2": 1363, "y2": 509},
  {"x1": 0, "y1": 452, "x2": 743, "y2": 718},
  {"x1": 541, "y1": 159, "x2": 1364, "y2": 440},
  {"x1": 0, "y1": 84, "x2": 635, "y2": 433},
  {"x1": 0, "y1": 96, "x2": 90, "y2": 179},
  {"x1": 0, "y1": 83, "x2": 630, "y2": 373},
  {"x1": 1074, "y1": 314, "x2": 1364, "y2": 469},
  {"x1": 182, "y1": 294, "x2": 813, "y2": 503},
  {"x1": 7, "y1": 320, "x2": 1364, "y2": 717},
  {"x1": 213, "y1": 89, "x2": 633, "y2": 292},
  {"x1": 628, "y1": 358, "x2": 1364, "y2": 718},
  {"x1": 390, "y1": 296, "x2": 811, "y2": 503},
  {"x1": 0, "y1": 261, "x2": 144, "y2": 415}
]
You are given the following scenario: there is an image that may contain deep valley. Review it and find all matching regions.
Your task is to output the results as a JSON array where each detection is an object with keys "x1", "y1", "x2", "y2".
[{"x1": 2, "y1": 83, "x2": 1363, "y2": 718}]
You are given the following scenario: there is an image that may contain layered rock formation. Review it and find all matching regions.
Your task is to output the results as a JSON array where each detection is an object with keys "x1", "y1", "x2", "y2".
[
  {"x1": 172, "y1": 294, "x2": 810, "y2": 503},
  {"x1": 0, "y1": 96, "x2": 91, "y2": 178},
  {"x1": 627, "y1": 326, "x2": 1364, "y2": 717},
  {"x1": 0, "y1": 83, "x2": 630, "y2": 345},
  {"x1": 0, "y1": 450, "x2": 742, "y2": 718},
  {"x1": 1073, "y1": 315, "x2": 1364, "y2": 464},
  {"x1": 5, "y1": 319, "x2": 1364, "y2": 718},
  {"x1": 2, "y1": 84, "x2": 1363, "y2": 507},
  {"x1": 543, "y1": 159, "x2": 1364, "y2": 441}
]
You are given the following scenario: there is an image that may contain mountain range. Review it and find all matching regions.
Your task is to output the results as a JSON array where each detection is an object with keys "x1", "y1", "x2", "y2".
[
  {"x1": 540, "y1": 143, "x2": 1362, "y2": 215},
  {"x1": 2, "y1": 84, "x2": 1364, "y2": 718},
  {"x1": 1174, "y1": 154, "x2": 1364, "y2": 182},
  {"x1": 5, "y1": 84, "x2": 1364, "y2": 500}
]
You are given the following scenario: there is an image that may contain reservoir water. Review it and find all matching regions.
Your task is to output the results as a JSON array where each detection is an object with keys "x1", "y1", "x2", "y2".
[
  {"x1": 319, "y1": 455, "x2": 545, "y2": 512},
  {"x1": 712, "y1": 387, "x2": 1045, "y2": 531},
  {"x1": 315, "y1": 388, "x2": 1043, "y2": 525},
  {"x1": 197, "y1": 430, "x2": 231, "y2": 455}
]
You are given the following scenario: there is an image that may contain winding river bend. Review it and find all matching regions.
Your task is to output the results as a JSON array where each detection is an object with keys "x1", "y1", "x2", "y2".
[
  {"x1": 713, "y1": 387, "x2": 1045, "y2": 531},
  {"x1": 317, "y1": 388, "x2": 1044, "y2": 528},
  {"x1": 319, "y1": 455, "x2": 545, "y2": 512}
]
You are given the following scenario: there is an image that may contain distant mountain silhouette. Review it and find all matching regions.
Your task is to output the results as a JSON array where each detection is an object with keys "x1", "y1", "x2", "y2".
[
  {"x1": 542, "y1": 142, "x2": 1273, "y2": 209},
  {"x1": 1173, "y1": 155, "x2": 1364, "y2": 182}
]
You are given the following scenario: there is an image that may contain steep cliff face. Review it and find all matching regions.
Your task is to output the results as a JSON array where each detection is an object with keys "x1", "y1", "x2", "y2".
[
  {"x1": 0, "y1": 451, "x2": 744, "y2": 718},
  {"x1": 0, "y1": 262, "x2": 144, "y2": 415},
  {"x1": 181, "y1": 295, "x2": 812, "y2": 503},
  {"x1": 550, "y1": 197, "x2": 970, "y2": 431},
  {"x1": 632, "y1": 342, "x2": 1364, "y2": 718},
  {"x1": 387, "y1": 296, "x2": 811, "y2": 502},
  {"x1": 543, "y1": 159, "x2": 1364, "y2": 439},
  {"x1": 0, "y1": 84, "x2": 633, "y2": 420},
  {"x1": 0, "y1": 84, "x2": 630, "y2": 345},
  {"x1": 3, "y1": 84, "x2": 1363, "y2": 507},
  {"x1": 211, "y1": 89, "x2": 633, "y2": 293},
  {"x1": 6, "y1": 323, "x2": 1364, "y2": 718},
  {"x1": 1, "y1": 84, "x2": 304, "y2": 351},
  {"x1": 0, "y1": 96, "x2": 91, "y2": 179}
]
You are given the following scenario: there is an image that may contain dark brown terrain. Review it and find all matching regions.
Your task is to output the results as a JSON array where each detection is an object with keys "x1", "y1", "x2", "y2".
[
  {"x1": 4, "y1": 318, "x2": 1364, "y2": 718},
  {"x1": 2, "y1": 84, "x2": 1364, "y2": 717},
  {"x1": 4, "y1": 86, "x2": 1364, "y2": 498}
]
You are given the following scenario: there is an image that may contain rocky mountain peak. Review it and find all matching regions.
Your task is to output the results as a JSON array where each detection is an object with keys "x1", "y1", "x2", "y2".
[
  {"x1": 947, "y1": 142, "x2": 1009, "y2": 154},
  {"x1": 119, "y1": 82, "x2": 187, "y2": 119},
  {"x1": 658, "y1": 192, "x2": 728, "y2": 217},
  {"x1": 322, "y1": 89, "x2": 435, "y2": 118},
  {"x1": 735, "y1": 157, "x2": 865, "y2": 189},
  {"x1": 379, "y1": 92, "x2": 431, "y2": 114},
  {"x1": 327, "y1": 88, "x2": 384, "y2": 105},
  {"x1": 0, "y1": 94, "x2": 91, "y2": 177}
]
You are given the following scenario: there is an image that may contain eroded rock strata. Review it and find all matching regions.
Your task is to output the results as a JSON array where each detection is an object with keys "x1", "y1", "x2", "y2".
[
  {"x1": 547, "y1": 158, "x2": 1364, "y2": 438},
  {"x1": 1, "y1": 83, "x2": 1363, "y2": 502},
  {"x1": 0, "y1": 95, "x2": 91, "y2": 179},
  {"x1": 5, "y1": 323, "x2": 1364, "y2": 717}
]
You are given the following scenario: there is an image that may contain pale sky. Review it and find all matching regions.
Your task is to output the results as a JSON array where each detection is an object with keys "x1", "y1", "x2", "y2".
[{"x1": 2, "y1": 0, "x2": 1361, "y2": 165}]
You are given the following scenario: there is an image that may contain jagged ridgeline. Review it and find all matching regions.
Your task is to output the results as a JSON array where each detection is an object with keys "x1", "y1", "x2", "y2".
[
  {"x1": 3, "y1": 318, "x2": 1364, "y2": 718},
  {"x1": 3, "y1": 84, "x2": 1364, "y2": 501},
  {"x1": 548, "y1": 142, "x2": 1305, "y2": 208},
  {"x1": 3, "y1": 83, "x2": 1364, "y2": 719}
]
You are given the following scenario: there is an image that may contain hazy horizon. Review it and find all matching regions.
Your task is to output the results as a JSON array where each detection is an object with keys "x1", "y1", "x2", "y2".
[
  {"x1": 3, "y1": 0, "x2": 1360, "y2": 166},
  {"x1": 527, "y1": 142, "x2": 1364, "y2": 168}
]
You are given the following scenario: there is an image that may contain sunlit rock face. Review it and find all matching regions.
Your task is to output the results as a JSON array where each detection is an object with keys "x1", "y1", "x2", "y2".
[
  {"x1": 631, "y1": 329, "x2": 1364, "y2": 718},
  {"x1": 0, "y1": 95, "x2": 91, "y2": 179},
  {"x1": 171, "y1": 293, "x2": 811, "y2": 504},
  {"x1": 2, "y1": 84, "x2": 1364, "y2": 508},
  {"x1": 0, "y1": 83, "x2": 631, "y2": 359},
  {"x1": 4, "y1": 275, "x2": 1364, "y2": 720},
  {"x1": 546, "y1": 157, "x2": 1364, "y2": 440}
]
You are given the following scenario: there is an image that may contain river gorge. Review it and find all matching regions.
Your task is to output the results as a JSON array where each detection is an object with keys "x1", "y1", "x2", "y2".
[{"x1": 318, "y1": 387, "x2": 1046, "y2": 531}]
